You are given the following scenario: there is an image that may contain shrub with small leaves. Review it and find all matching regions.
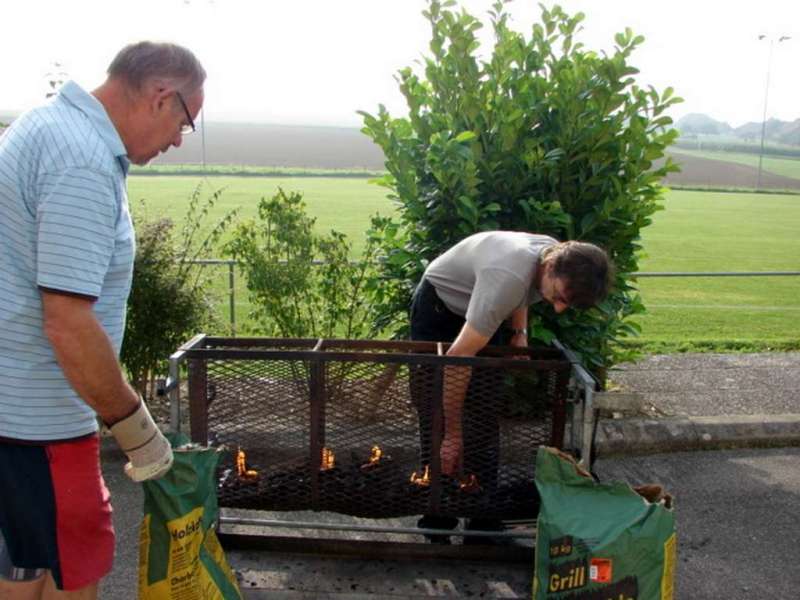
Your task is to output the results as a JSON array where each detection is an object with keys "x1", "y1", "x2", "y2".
[
  {"x1": 121, "y1": 185, "x2": 237, "y2": 400},
  {"x1": 225, "y1": 188, "x2": 382, "y2": 340}
]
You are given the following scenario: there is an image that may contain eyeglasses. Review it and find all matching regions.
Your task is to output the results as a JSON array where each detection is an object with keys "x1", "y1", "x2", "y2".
[
  {"x1": 548, "y1": 278, "x2": 572, "y2": 310},
  {"x1": 175, "y1": 91, "x2": 196, "y2": 135}
]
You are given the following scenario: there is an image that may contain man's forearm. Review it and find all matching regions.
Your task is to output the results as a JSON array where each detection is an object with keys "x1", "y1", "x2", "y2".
[
  {"x1": 508, "y1": 307, "x2": 529, "y2": 348},
  {"x1": 438, "y1": 322, "x2": 490, "y2": 473},
  {"x1": 443, "y1": 322, "x2": 490, "y2": 434},
  {"x1": 510, "y1": 306, "x2": 528, "y2": 331},
  {"x1": 42, "y1": 292, "x2": 138, "y2": 424},
  {"x1": 442, "y1": 365, "x2": 471, "y2": 437}
]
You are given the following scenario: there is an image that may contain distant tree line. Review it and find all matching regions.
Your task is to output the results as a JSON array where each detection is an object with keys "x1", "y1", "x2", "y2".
[
  {"x1": 674, "y1": 138, "x2": 800, "y2": 158},
  {"x1": 676, "y1": 113, "x2": 800, "y2": 148}
]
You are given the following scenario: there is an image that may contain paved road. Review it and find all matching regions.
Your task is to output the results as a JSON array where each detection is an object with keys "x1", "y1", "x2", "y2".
[
  {"x1": 596, "y1": 447, "x2": 800, "y2": 600},
  {"x1": 100, "y1": 446, "x2": 800, "y2": 599}
]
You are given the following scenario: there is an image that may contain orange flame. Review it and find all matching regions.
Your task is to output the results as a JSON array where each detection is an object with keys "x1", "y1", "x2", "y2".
[
  {"x1": 459, "y1": 473, "x2": 481, "y2": 493},
  {"x1": 236, "y1": 448, "x2": 246, "y2": 476},
  {"x1": 321, "y1": 447, "x2": 335, "y2": 470},
  {"x1": 236, "y1": 447, "x2": 259, "y2": 480},
  {"x1": 369, "y1": 445, "x2": 382, "y2": 465},
  {"x1": 360, "y1": 445, "x2": 384, "y2": 471},
  {"x1": 410, "y1": 465, "x2": 431, "y2": 487}
]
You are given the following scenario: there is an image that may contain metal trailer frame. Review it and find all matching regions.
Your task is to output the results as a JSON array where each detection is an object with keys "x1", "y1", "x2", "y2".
[{"x1": 160, "y1": 334, "x2": 599, "y2": 555}]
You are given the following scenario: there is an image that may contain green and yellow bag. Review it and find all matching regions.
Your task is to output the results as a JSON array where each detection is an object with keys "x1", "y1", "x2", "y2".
[
  {"x1": 138, "y1": 434, "x2": 242, "y2": 600},
  {"x1": 533, "y1": 447, "x2": 676, "y2": 600}
]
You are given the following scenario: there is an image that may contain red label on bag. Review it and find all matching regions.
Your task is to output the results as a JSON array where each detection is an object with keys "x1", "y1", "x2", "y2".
[{"x1": 589, "y1": 558, "x2": 613, "y2": 583}]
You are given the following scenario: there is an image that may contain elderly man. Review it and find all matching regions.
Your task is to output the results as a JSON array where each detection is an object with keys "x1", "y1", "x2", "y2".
[
  {"x1": 0, "y1": 42, "x2": 204, "y2": 599},
  {"x1": 410, "y1": 231, "x2": 612, "y2": 543}
]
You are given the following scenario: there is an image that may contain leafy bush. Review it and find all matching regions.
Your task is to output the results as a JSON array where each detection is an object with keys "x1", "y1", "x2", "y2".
[
  {"x1": 359, "y1": 0, "x2": 682, "y2": 371},
  {"x1": 121, "y1": 185, "x2": 236, "y2": 399},
  {"x1": 225, "y1": 188, "x2": 382, "y2": 340}
]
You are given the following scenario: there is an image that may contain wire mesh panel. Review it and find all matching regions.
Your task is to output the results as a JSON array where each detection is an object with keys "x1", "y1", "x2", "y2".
[
  {"x1": 184, "y1": 338, "x2": 570, "y2": 521},
  {"x1": 316, "y1": 358, "x2": 420, "y2": 517},
  {"x1": 210, "y1": 356, "x2": 313, "y2": 511}
]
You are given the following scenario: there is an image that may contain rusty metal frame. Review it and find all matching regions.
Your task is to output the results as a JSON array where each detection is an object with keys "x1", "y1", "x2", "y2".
[{"x1": 165, "y1": 335, "x2": 595, "y2": 554}]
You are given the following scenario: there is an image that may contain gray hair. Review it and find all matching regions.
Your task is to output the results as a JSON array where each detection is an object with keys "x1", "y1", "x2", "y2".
[{"x1": 107, "y1": 41, "x2": 206, "y2": 95}]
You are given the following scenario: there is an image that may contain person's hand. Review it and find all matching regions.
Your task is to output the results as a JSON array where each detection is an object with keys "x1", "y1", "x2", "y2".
[
  {"x1": 440, "y1": 431, "x2": 463, "y2": 476},
  {"x1": 509, "y1": 331, "x2": 530, "y2": 359},
  {"x1": 108, "y1": 400, "x2": 173, "y2": 482}
]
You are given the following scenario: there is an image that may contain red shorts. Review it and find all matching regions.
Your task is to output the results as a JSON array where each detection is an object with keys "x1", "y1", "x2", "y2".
[{"x1": 0, "y1": 434, "x2": 115, "y2": 591}]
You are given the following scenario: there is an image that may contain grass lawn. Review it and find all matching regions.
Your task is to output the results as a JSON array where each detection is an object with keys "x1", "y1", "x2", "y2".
[
  {"x1": 129, "y1": 175, "x2": 393, "y2": 256},
  {"x1": 632, "y1": 190, "x2": 799, "y2": 349},
  {"x1": 127, "y1": 177, "x2": 800, "y2": 350},
  {"x1": 671, "y1": 149, "x2": 800, "y2": 181}
]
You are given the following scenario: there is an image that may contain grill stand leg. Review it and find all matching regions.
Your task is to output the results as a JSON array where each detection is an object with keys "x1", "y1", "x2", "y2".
[{"x1": 188, "y1": 358, "x2": 209, "y2": 444}]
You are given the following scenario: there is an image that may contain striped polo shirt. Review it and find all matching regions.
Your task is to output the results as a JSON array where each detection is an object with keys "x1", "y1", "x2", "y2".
[{"x1": 0, "y1": 81, "x2": 135, "y2": 441}]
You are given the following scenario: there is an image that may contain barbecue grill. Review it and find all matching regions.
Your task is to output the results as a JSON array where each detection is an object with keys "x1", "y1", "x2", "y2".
[{"x1": 162, "y1": 335, "x2": 598, "y2": 555}]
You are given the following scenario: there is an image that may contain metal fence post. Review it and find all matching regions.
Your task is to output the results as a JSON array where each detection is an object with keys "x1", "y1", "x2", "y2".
[{"x1": 228, "y1": 261, "x2": 236, "y2": 336}]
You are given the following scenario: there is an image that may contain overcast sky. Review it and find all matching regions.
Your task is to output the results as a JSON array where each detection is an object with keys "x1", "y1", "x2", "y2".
[{"x1": 2, "y1": 0, "x2": 799, "y2": 128}]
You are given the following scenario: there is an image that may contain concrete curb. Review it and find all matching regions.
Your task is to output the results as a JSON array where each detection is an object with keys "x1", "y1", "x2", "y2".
[{"x1": 595, "y1": 413, "x2": 800, "y2": 456}]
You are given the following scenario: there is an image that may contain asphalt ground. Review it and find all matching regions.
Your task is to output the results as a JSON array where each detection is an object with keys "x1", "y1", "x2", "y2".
[
  {"x1": 99, "y1": 447, "x2": 800, "y2": 599},
  {"x1": 93, "y1": 352, "x2": 799, "y2": 599}
]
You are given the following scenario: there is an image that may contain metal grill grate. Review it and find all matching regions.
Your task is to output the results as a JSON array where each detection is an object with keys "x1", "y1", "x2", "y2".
[{"x1": 182, "y1": 338, "x2": 571, "y2": 521}]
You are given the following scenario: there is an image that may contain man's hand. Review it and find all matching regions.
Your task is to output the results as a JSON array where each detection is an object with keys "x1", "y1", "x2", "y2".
[
  {"x1": 509, "y1": 331, "x2": 530, "y2": 360},
  {"x1": 440, "y1": 431, "x2": 463, "y2": 476},
  {"x1": 109, "y1": 401, "x2": 173, "y2": 482},
  {"x1": 441, "y1": 323, "x2": 488, "y2": 476}
]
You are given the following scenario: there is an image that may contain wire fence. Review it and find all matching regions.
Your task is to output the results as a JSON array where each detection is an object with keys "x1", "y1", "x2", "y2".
[{"x1": 191, "y1": 259, "x2": 800, "y2": 337}]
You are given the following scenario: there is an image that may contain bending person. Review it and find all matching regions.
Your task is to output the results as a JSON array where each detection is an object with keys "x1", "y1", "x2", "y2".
[{"x1": 410, "y1": 231, "x2": 612, "y2": 543}]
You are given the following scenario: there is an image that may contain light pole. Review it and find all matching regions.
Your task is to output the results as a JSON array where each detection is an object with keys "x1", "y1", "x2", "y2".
[{"x1": 756, "y1": 34, "x2": 790, "y2": 190}]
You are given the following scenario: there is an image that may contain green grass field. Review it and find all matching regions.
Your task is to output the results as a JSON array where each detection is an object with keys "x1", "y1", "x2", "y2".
[
  {"x1": 127, "y1": 177, "x2": 800, "y2": 351},
  {"x1": 672, "y1": 149, "x2": 800, "y2": 181},
  {"x1": 129, "y1": 175, "x2": 393, "y2": 255},
  {"x1": 634, "y1": 191, "x2": 799, "y2": 348}
]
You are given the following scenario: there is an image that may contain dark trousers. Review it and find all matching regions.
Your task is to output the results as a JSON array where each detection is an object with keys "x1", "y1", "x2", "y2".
[{"x1": 409, "y1": 279, "x2": 507, "y2": 526}]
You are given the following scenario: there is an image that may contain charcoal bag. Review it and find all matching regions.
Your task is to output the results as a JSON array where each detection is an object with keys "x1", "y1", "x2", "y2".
[
  {"x1": 533, "y1": 447, "x2": 676, "y2": 600},
  {"x1": 138, "y1": 434, "x2": 242, "y2": 600}
]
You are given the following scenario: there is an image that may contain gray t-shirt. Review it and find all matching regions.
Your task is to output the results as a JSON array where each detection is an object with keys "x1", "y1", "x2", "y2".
[{"x1": 424, "y1": 231, "x2": 557, "y2": 337}]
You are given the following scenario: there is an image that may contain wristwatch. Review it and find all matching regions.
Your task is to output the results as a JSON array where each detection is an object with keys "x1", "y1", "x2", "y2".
[{"x1": 509, "y1": 328, "x2": 528, "y2": 336}]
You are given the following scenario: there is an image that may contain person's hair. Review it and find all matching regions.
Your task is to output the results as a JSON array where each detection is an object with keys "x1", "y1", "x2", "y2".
[
  {"x1": 107, "y1": 41, "x2": 206, "y2": 95},
  {"x1": 542, "y1": 241, "x2": 614, "y2": 309}
]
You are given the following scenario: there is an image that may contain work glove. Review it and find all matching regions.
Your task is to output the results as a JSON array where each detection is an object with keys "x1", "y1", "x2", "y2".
[{"x1": 109, "y1": 400, "x2": 173, "y2": 482}]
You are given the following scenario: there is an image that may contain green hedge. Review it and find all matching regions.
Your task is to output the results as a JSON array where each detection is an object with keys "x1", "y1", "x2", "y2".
[{"x1": 360, "y1": 1, "x2": 681, "y2": 370}]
